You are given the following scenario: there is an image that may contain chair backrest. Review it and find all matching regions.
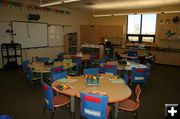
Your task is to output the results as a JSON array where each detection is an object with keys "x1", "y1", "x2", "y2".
[
  {"x1": 138, "y1": 56, "x2": 146, "y2": 64},
  {"x1": 72, "y1": 56, "x2": 82, "y2": 68},
  {"x1": 131, "y1": 67, "x2": 147, "y2": 84},
  {"x1": 131, "y1": 59, "x2": 140, "y2": 63},
  {"x1": 80, "y1": 92, "x2": 108, "y2": 119},
  {"x1": 109, "y1": 57, "x2": 117, "y2": 61},
  {"x1": 57, "y1": 52, "x2": 64, "y2": 61},
  {"x1": 22, "y1": 60, "x2": 30, "y2": 72},
  {"x1": 104, "y1": 64, "x2": 118, "y2": 75},
  {"x1": 36, "y1": 57, "x2": 49, "y2": 62},
  {"x1": 42, "y1": 81, "x2": 54, "y2": 111},
  {"x1": 127, "y1": 51, "x2": 138, "y2": 57},
  {"x1": 50, "y1": 66, "x2": 67, "y2": 82},
  {"x1": 26, "y1": 66, "x2": 33, "y2": 81},
  {"x1": 98, "y1": 58, "x2": 105, "y2": 64},
  {"x1": 83, "y1": 67, "x2": 99, "y2": 75},
  {"x1": 123, "y1": 72, "x2": 128, "y2": 84},
  {"x1": 146, "y1": 62, "x2": 152, "y2": 71},
  {"x1": 135, "y1": 84, "x2": 141, "y2": 103}
]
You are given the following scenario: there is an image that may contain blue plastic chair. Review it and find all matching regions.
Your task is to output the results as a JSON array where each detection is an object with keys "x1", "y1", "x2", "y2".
[
  {"x1": 123, "y1": 72, "x2": 129, "y2": 84},
  {"x1": 57, "y1": 52, "x2": 64, "y2": 61},
  {"x1": 98, "y1": 59, "x2": 105, "y2": 73},
  {"x1": 146, "y1": 62, "x2": 152, "y2": 84},
  {"x1": 42, "y1": 81, "x2": 70, "y2": 119},
  {"x1": 70, "y1": 56, "x2": 82, "y2": 75},
  {"x1": 50, "y1": 66, "x2": 67, "y2": 82},
  {"x1": 87, "y1": 53, "x2": 96, "y2": 68},
  {"x1": 36, "y1": 57, "x2": 49, "y2": 62},
  {"x1": 127, "y1": 51, "x2": 138, "y2": 57},
  {"x1": 80, "y1": 92, "x2": 110, "y2": 119},
  {"x1": 131, "y1": 59, "x2": 140, "y2": 63},
  {"x1": 83, "y1": 67, "x2": 99, "y2": 75},
  {"x1": 0, "y1": 115, "x2": 12, "y2": 119},
  {"x1": 25, "y1": 66, "x2": 41, "y2": 83},
  {"x1": 109, "y1": 57, "x2": 117, "y2": 61},
  {"x1": 131, "y1": 67, "x2": 147, "y2": 85},
  {"x1": 103, "y1": 64, "x2": 118, "y2": 75},
  {"x1": 22, "y1": 60, "x2": 30, "y2": 70},
  {"x1": 22, "y1": 60, "x2": 30, "y2": 76}
]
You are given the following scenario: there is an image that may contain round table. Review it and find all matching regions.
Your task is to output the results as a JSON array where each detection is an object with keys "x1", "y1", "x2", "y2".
[
  {"x1": 100, "y1": 61, "x2": 147, "y2": 71},
  {"x1": 52, "y1": 74, "x2": 132, "y2": 119},
  {"x1": 28, "y1": 61, "x2": 76, "y2": 83},
  {"x1": 29, "y1": 61, "x2": 76, "y2": 73}
]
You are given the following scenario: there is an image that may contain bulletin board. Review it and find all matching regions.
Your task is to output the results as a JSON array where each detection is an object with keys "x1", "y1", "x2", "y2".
[
  {"x1": 157, "y1": 13, "x2": 180, "y2": 40},
  {"x1": 48, "y1": 25, "x2": 64, "y2": 47}
]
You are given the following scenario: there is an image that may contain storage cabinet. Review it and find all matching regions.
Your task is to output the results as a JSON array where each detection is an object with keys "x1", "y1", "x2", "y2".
[
  {"x1": 114, "y1": 48, "x2": 180, "y2": 66},
  {"x1": 64, "y1": 32, "x2": 78, "y2": 54},
  {"x1": 80, "y1": 25, "x2": 124, "y2": 45},
  {"x1": 164, "y1": 52, "x2": 180, "y2": 65},
  {"x1": 81, "y1": 44, "x2": 104, "y2": 59},
  {"x1": 1, "y1": 43, "x2": 22, "y2": 68}
]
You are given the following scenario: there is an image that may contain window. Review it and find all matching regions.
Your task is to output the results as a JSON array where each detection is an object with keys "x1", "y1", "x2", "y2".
[{"x1": 127, "y1": 14, "x2": 157, "y2": 43}]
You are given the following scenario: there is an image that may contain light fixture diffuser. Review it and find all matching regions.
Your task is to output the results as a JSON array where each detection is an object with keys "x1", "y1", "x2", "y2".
[{"x1": 40, "y1": 0, "x2": 81, "y2": 7}]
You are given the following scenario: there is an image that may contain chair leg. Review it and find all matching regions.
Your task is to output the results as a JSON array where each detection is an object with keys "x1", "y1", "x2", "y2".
[
  {"x1": 43, "y1": 104, "x2": 46, "y2": 115},
  {"x1": 132, "y1": 111, "x2": 137, "y2": 119},
  {"x1": 109, "y1": 110, "x2": 113, "y2": 119},
  {"x1": 51, "y1": 111, "x2": 55, "y2": 119},
  {"x1": 149, "y1": 77, "x2": 152, "y2": 85}
]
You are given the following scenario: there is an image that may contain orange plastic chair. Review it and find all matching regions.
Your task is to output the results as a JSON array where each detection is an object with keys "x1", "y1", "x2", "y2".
[{"x1": 118, "y1": 84, "x2": 141, "y2": 119}]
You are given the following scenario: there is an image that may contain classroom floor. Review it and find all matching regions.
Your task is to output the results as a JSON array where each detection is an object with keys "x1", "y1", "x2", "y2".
[{"x1": 0, "y1": 64, "x2": 180, "y2": 119}]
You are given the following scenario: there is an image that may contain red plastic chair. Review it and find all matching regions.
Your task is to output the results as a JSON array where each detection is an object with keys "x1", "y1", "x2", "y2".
[{"x1": 118, "y1": 84, "x2": 141, "y2": 119}]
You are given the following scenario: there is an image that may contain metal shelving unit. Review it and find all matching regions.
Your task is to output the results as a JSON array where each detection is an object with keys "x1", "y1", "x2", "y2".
[
  {"x1": 1, "y1": 43, "x2": 22, "y2": 68},
  {"x1": 64, "y1": 32, "x2": 78, "y2": 54}
]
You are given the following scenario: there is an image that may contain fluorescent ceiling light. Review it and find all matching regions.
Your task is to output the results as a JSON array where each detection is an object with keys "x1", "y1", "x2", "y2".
[
  {"x1": 93, "y1": 12, "x2": 156, "y2": 17},
  {"x1": 93, "y1": 14, "x2": 113, "y2": 17},
  {"x1": 40, "y1": 0, "x2": 81, "y2": 7},
  {"x1": 163, "y1": 11, "x2": 180, "y2": 13}
]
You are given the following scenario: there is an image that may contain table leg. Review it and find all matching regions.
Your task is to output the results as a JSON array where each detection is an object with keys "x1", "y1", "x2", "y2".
[
  {"x1": 40, "y1": 73, "x2": 43, "y2": 84},
  {"x1": 85, "y1": 60, "x2": 87, "y2": 68},
  {"x1": 115, "y1": 103, "x2": 119, "y2": 119},
  {"x1": 70, "y1": 96, "x2": 75, "y2": 119}
]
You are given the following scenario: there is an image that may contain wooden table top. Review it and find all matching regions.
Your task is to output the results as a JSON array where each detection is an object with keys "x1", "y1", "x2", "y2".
[
  {"x1": 28, "y1": 61, "x2": 76, "y2": 73},
  {"x1": 100, "y1": 61, "x2": 147, "y2": 71},
  {"x1": 120, "y1": 54, "x2": 138, "y2": 59},
  {"x1": 64, "y1": 54, "x2": 90, "y2": 61},
  {"x1": 52, "y1": 74, "x2": 132, "y2": 103}
]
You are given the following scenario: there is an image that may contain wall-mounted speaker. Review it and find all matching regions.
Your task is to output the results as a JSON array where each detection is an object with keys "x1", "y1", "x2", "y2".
[{"x1": 28, "y1": 14, "x2": 40, "y2": 21}]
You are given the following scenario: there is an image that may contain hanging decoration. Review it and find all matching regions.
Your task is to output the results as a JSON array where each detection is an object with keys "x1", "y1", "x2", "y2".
[{"x1": 0, "y1": 0, "x2": 71, "y2": 15}]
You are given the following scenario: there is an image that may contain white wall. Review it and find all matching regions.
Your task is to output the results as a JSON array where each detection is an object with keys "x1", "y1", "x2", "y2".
[{"x1": 0, "y1": 6, "x2": 92, "y2": 68}]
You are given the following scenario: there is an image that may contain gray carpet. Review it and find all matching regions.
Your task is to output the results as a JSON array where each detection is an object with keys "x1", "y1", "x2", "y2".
[{"x1": 0, "y1": 64, "x2": 180, "y2": 119}]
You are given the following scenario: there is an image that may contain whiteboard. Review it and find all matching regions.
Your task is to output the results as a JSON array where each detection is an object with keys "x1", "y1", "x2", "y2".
[
  {"x1": 48, "y1": 25, "x2": 64, "y2": 47},
  {"x1": 12, "y1": 21, "x2": 48, "y2": 48},
  {"x1": 0, "y1": 22, "x2": 12, "y2": 44}
]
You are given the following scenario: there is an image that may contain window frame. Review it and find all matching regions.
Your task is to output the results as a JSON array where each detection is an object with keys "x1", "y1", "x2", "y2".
[{"x1": 126, "y1": 14, "x2": 156, "y2": 43}]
